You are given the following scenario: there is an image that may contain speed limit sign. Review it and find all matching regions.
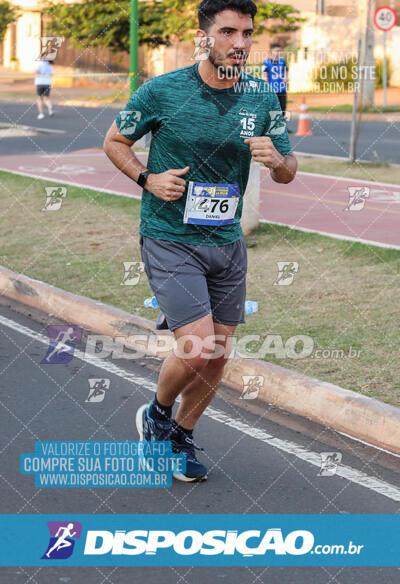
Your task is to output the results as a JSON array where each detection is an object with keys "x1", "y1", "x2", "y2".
[{"x1": 374, "y1": 6, "x2": 397, "y2": 31}]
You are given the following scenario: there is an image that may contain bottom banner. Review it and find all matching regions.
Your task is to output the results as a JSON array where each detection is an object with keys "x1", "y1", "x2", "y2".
[{"x1": 0, "y1": 514, "x2": 398, "y2": 566}]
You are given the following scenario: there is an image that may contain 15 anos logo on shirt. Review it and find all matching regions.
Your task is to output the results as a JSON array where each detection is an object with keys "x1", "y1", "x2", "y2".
[{"x1": 239, "y1": 108, "x2": 257, "y2": 138}]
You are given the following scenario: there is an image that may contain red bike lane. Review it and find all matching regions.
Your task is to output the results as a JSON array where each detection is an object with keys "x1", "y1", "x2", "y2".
[{"x1": 1, "y1": 148, "x2": 399, "y2": 249}]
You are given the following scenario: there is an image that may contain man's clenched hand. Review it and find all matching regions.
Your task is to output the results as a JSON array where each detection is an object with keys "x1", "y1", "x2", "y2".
[
  {"x1": 146, "y1": 166, "x2": 190, "y2": 201},
  {"x1": 244, "y1": 137, "x2": 297, "y2": 184},
  {"x1": 244, "y1": 137, "x2": 284, "y2": 170}
]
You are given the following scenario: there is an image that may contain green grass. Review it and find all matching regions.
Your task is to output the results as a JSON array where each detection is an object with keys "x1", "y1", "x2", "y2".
[
  {"x1": 308, "y1": 105, "x2": 400, "y2": 113},
  {"x1": 78, "y1": 92, "x2": 130, "y2": 103},
  {"x1": 297, "y1": 156, "x2": 400, "y2": 183},
  {"x1": 1, "y1": 171, "x2": 399, "y2": 407},
  {"x1": 0, "y1": 92, "x2": 28, "y2": 99}
]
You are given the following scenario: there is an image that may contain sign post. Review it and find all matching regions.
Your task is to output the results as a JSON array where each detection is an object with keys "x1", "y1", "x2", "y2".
[
  {"x1": 374, "y1": 6, "x2": 397, "y2": 107},
  {"x1": 349, "y1": 37, "x2": 362, "y2": 162}
]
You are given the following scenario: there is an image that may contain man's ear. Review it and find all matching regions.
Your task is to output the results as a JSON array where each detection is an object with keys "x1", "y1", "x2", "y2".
[{"x1": 195, "y1": 29, "x2": 208, "y2": 39}]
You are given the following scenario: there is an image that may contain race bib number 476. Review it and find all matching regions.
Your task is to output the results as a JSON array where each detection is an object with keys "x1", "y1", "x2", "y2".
[{"x1": 183, "y1": 182, "x2": 240, "y2": 226}]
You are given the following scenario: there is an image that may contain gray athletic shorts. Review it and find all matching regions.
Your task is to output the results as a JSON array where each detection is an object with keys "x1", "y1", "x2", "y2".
[{"x1": 140, "y1": 235, "x2": 247, "y2": 331}]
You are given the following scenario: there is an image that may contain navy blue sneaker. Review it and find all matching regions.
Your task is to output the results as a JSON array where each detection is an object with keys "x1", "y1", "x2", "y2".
[
  {"x1": 156, "y1": 312, "x2": 169, "y2": 330},
  {"x1": 136, "y1": 401, "x2": 174, "y2": 473},
  {"x1": 136, "y1": 402, "x2": 173, "y2": 442},
  {"x1": 171, "y1": 424, "x2": 208, "y2": 482}
]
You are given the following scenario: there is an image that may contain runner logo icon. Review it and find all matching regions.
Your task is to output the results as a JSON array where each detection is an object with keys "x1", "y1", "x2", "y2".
[
  {"x1": 120, "y1": 262, "x2": 145, "y2": 286},
  {"x1": 274, "y1": 262, "x2": 299, "y2": 286},
  {"x1": 268, "y1": 110, "x2": 286, "y2": 136},
  {"x1": 344, "y1": 187, "x2": 370, "y2": 211},
  {"x1": 240, "y1": 375, "x2": 264, "y2": 399},
  {"x1": 118, "y1": 111, "x2": 142, "y2": 136},
  {"x1": 37, "y1": 37, "x2": 63, "y2": 61},
  {"x1": 86, "y1": 378, "x2": 110, "y2": 403},
  {"x1": 42, "y1": 521, "x2": 82, "y2": 559},
  {"x1": 191, "y1": 36, "x2": 215, "y2": 61},
  {"x1": 318, "y1": 452, "x2": 342, "y2": 477},
  {"x1": 41, "y1": 325, "x2": 82, "y2": 364},
  {"x1": 42, "y1": 187, "x2": 67, "y2": 211}
]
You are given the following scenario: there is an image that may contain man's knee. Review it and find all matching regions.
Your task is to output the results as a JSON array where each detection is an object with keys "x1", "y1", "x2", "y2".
[
  {"x1": 204, "y1": 354, "x2": 229, "y2": 374},
  {"x1": 174, "y1": 329, "x2": 230, "y2": 375},
  {"x1": 182, "y1": 354, "x2": 228, "y2": 381},
  {"x1": 184, "y1": 354, "x2": 210, "y2": 376}
]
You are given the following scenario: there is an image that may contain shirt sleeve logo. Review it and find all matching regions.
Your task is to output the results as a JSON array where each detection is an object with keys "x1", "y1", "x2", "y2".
[
  {"x1": 268, "y1": 110, "x2": 286, "y2": 135},
  {"x1": 119, "y1": 110, "x2": 142, "y2": 135}
]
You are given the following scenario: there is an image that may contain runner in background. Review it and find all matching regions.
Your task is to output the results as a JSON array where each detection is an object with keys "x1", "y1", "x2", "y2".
[
  {"x1": 35, "y1": 60, "x2": 54, "y2": 120},
  {"x1": 263, "y1": 44, "x2": 292, "y2": 132}
]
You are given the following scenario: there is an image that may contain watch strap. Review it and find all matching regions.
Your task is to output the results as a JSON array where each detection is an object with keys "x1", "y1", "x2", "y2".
[{"x1": 137, "y1": 170, "x2": 151, "y2": 188}]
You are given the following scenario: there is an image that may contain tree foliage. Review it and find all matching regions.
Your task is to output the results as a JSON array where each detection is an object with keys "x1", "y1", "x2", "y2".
[
  {"x1": 0, "y1": 1, "x2": 19, "y2": 42},
  {"x1": 255, "y1": 3, "x2": 305, "y2": 35},
  {"x1": 43, "y1": 0, "x2": 304, "y2": 52}
]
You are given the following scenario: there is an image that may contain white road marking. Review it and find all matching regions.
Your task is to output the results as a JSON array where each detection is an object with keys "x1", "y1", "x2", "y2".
[
  {"x1": 1, "y1": 313, "x2": 400, "y2": 502},
  {"x1": 260, "y1": 219, "x2": 400, "y2": 251},
  {"x1": 296, "y1": 169, "x2": 400, "y2": 190},
  {"x1": 0, "y1": 128, "x2": 37, "y2": 138}
]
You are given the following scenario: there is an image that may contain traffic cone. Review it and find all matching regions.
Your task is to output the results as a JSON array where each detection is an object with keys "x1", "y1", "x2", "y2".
[{"x1": 296, "y1": 96, "x2": 312, "y2": 136}]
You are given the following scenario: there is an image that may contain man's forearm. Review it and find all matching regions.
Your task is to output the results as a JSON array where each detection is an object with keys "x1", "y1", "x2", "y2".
[
  {"x1": 104, "y1": 140, "x2": 148, "y2": 183},
  {"x1": 270, "y1": 154, "x2": 297, "y2": 184}
]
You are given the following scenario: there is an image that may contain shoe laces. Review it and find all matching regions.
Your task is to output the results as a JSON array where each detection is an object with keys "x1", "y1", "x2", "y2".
[{"x1": 172, "y1": 432, "x2": 204, "y2": 459}]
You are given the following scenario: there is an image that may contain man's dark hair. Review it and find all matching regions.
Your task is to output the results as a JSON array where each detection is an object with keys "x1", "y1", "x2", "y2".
[
  {"x1": 271, "y1": 44, "x2": 281, "y2": 49},
  {"x1": 198, "y1": 0, "x2": 257, "y2": 31}
]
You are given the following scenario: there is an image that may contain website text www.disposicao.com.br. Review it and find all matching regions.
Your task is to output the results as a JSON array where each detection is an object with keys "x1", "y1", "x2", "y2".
[{"x1": 83, "y1": 528, "x2": 364, "y2": 557}]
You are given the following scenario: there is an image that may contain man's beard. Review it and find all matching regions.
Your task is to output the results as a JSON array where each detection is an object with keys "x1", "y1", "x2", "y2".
[{"x1": 208, "y1": 48, "x2": 246, "y2": 78}]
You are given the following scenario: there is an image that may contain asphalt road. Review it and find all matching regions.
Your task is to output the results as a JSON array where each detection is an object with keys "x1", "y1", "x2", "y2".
[
  {"x1": 1, "y1": 102, "x2": 400, "y2": 163},
  {"x1": 0, "y1": 297, "x2": 399, "y2": 582},
  {"x1": 291, "y1": 118, "x2": 400, "y2": 164},
  {"x1": 0, "y1": 103, "x2": 116, "y2": 156}
]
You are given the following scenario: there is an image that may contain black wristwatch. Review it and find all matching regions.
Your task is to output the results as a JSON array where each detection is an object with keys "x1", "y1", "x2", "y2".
[{"x1": 137, "y1": 170, "x2": 152, "y2": 188}]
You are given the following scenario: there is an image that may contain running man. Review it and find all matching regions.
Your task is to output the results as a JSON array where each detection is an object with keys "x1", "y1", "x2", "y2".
[
  {"x1": 45, "y1": 327, "x2": 77, "y2": 363},
  {"x1": 35, "y1": 60, "x2": 54, "y2": 120},
  {"x1": 45, "y1": 523, "x2": 76, "y2": 558},
  {"x1": 263, "y1": 44, "x2": 291, "y2": 130},
  {"x1": 104, "y1": 0, "x2": 297, "y2": 482}
]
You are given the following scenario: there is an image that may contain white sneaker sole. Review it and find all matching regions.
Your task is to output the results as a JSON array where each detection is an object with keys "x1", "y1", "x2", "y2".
[
  {"x1": 173, "y1": 471, "x2": 207, "y2": 483},
  {"x1": 135, "y1": 403, "x2": 157, "y2": 474},
  {"x1": 135, "y1": 403, "x2": 148, "y2": 441}
]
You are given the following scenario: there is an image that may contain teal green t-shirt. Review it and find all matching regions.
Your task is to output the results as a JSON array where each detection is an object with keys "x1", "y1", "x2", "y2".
[{"x1": 116, "y1": 63, "x2": 293, "y2": 246}]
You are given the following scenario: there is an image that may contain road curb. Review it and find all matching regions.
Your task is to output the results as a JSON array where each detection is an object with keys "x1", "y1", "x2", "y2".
[
  {"x1": 1, "y1": 265, "x2": 400, "y2": 455},
  {"x1": 0, "y1": 122, "x2": 65, "y2": 135}
]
